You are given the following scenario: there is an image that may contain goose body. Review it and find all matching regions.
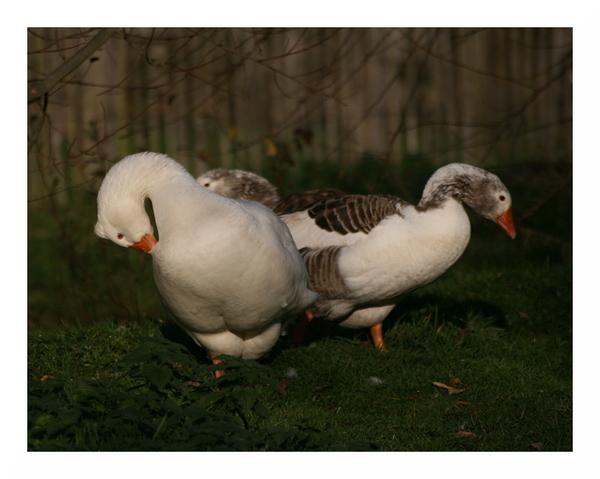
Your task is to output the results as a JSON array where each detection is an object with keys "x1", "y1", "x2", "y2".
[
  {"x1": 282, "y1": 163, "x2": 516, "y2": 349},
  {"x1": 197, "y1": 168, "x2": 345, "y2": 215},
  {"x1": 95, "y1": 153, "x2": 317, "y2": 367}
]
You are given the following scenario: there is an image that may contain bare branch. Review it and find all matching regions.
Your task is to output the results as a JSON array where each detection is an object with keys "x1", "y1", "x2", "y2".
[{"x1": 28, "y1": 28, "x2": 120, "y2": 104}]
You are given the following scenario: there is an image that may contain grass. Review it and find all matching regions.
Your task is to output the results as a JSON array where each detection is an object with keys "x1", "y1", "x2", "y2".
[
  {"x1": 28, "y1": 259, "x2": 572, "y2": 451},
  {"x1": 26, "y1": 156, "x2": 572, "y2": 452}
]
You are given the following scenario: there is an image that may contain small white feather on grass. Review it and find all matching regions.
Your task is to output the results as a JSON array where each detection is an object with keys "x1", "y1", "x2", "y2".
[{"x1": 366, "y1": 376, "x2": 383, "y2": 386}]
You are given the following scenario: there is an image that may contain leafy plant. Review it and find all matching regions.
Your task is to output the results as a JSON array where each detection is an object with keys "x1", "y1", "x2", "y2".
[{"x1": 28, "y1": 335, "x2": 376, "y2": 451}]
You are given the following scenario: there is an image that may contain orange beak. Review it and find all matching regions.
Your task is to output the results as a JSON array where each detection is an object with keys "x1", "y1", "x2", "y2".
[
  {"x1": 495, "y1": 207, "x2": 516, "y2": 239},
  {"x1": 129, "y1": 234, "x2": 158, "y2": 253}
]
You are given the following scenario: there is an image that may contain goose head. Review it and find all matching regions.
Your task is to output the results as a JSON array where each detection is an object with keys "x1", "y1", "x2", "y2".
[
  {"x1": 95, "y1": 198, "x2": 157, "y2": 252},
  {"x1": 197, "y1": 168, "x2": 280, "y2": 207},
  {"x1": 420, "y1": 163, "x2": 516, "y2": 239},
  {"x1": 95, "y1": 155, "x2": 158, "y2": 252}
]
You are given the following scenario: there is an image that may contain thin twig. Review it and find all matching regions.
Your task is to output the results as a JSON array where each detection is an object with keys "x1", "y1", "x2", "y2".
[
  {"x1": 198, "y1": 31, "x2": 345, "y2": 105},
  {"x1": 28, "y1": 28, "x2": 120, "y2": 104}
]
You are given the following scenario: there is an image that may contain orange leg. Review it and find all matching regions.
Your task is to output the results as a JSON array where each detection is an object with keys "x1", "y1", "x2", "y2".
[
  {"x1": 211, "y1": 357, "x2": 226, "y2": 379},
  {"x1": 292, "y1": 311, "x2": 315, "y2": 344},
  {"x1": 370, "y1": 323, "x2": 388, "y2": 352}
]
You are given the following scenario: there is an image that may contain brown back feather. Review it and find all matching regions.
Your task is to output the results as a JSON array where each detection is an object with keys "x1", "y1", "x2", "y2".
[{"x1": 306, "y1": 194, "x2": 407, "y2": 235}]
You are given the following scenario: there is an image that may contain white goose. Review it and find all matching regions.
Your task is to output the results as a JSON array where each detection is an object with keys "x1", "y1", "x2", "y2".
[
  {"x1": 282, "y1": 163, "x2": 516, "y2": 350},
  {"x1": 95, "y1": 152, "x2": 317, "y2": 377},
  {"x1": 197, "y1": 168, "x2": 345, "y2": 215}
]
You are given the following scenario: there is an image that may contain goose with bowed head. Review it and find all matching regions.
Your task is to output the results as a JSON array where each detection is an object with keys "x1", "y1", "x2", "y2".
[
  {"x1": 196, "y1": 163, "x2": 516, "y2": 351},
  {"x1": 94, "y1": 152, "x2": 317, "y2": 377}
]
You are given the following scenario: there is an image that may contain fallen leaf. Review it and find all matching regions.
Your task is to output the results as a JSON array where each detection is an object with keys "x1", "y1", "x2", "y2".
[
  {"x1": 519, "y1": 312, "x2": 530, "y2": 318},
  {"x1": 40, "y1": 370, "x2": 62, "y2": 381},
  {"x1": 264, "y1": 139, "x2": 278, "y2": 156},
  {"x1": 453, "y1": 431, "x2": 477, "y2": 438},
  {"x1": 448, "y1": 388, "x2": 466, "y2": 395},
  {"x1": 433, "y1": 381, "x2": 466, "y2": 395},
  {"x1": 432, "y1": 381, "x2": 449, "y2": 388},
  {"x1": 277, "y1": 379, "x2": 288, "y2": 395},
  {"x1": 315, "y1": 381, "x2": 331, "y2": 392},
  {"x1": 530, "y1": 442, "x2": 543, "y2": 451},
  {"x1": 408, "y1": 394, "x2": 428, "y2": 401},
  {"x1": 449, "y1": 374, "x2": 467, "y2": 388}
]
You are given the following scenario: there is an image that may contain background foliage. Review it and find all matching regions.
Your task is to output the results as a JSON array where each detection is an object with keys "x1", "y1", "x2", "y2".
[{"x1": 27, "y1": 27, "x2": 572, "y2": 329}]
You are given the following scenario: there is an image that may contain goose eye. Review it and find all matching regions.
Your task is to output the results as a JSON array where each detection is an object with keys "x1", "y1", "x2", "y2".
[
  {"x1": 117, "y1": 233, "x2": 124, "y2": 240},
  {"x1": 203, "y1": 183, "x2": 210, "y2": 187},
  {"x1": 499, "y1": 195, "x2": 506, "y2": 202}
]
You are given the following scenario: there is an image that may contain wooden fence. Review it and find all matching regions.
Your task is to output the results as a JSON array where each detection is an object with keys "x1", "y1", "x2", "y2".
[{"x1": 27, "y1": 27, "x2": 572, "y2": 203}]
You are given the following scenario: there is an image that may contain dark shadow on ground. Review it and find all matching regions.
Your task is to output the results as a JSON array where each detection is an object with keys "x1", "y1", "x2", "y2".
[
  {"x1": 280, "y1": 295, "x2": 509, "y2": 351},
  {"x1": 156, "y1": 294, "x2": 508, "y2": 367}
]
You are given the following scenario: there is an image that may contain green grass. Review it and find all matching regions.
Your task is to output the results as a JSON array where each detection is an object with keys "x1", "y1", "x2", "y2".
[
  {"x1": 28, "y1": 259, "x2": 571, "y2": 451},
  {"x1": 27, "y1": 156, "x2": 572, "y2": 452}
]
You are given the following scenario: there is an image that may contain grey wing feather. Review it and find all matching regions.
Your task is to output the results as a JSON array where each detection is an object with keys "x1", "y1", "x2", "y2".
[
  {"x1": 300, "y1": 245, "x2": 350, "y2": 318},
  {"x1": 306, "y1": 194, "x2": 406, "y2": 235},
  {"x1": 273, "y1": 188, "x2": 346, "y2": 215},
  {"x1": 300, "y1": 246, "x2": 347, "y2": 299}
]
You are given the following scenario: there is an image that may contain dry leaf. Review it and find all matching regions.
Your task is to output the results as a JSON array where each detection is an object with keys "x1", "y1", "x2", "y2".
[
  {"x1": 448, "y1": 388, "x2": 466, "y2": 395},
  {"x1": 453, "y1": 431, "x2": 477, "y2": 438},
  {"x1": 433, "y1": 381, "x2": 466, "y2": 395},
  {"x1": 40, "y1": 370, "x2": 62, "y2": 381},
  {"x1": 449, "y1": 374, "x2": 467, "y2": 388},
  {"x1": 315, "y1": 381, "x2": 331, "y2": 392},
  {"x1": 264, "y1": 139, "x2": 278, "y2": 156},
  {"x1": 530, "y1": 442, "x2": 543, "y2": 451},
  {"x1": 519, "y1": 312, "x2": 530, "y2": 318},
  {"x1": 408, "y1": 394, "x2": 427, "y2": 401},
  {"x1": 277, "y1": 379, "x2": 288, "y2": 395}
]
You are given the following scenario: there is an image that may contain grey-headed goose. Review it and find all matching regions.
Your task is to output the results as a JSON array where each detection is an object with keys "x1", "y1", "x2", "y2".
[{"x1": 282, "y1": 163, "x2": 516, "y2": 350}]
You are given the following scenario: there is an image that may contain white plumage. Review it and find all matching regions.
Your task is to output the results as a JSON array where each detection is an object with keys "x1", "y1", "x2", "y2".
[
  {"x1": 281, "y1": 163, "x2": 516, "y2": 350},
  {"x1": 95, "y1": 152, "x2": 317, "y2": 374},
  {"x1": 194, "y1": 163, "x2": 516, "y2": 351}
]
